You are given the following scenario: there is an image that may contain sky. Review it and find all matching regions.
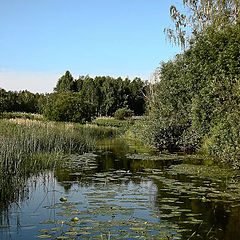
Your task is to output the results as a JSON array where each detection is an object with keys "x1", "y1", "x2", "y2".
[{"x1": 0, "y1": 0, "x2": 181, "y2": 93}]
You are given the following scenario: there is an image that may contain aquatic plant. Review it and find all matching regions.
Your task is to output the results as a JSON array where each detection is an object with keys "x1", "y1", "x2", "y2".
[{"x1": 0, "y1": 119, "x2": 117, "y2": 176}]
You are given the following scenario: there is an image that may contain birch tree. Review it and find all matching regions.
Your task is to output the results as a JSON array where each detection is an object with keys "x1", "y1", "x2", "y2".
[{"x1": 164, "y1": 0, "x2": 240, "y2": 48}]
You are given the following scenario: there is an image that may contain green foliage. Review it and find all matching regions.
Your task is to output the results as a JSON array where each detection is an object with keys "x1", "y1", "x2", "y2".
[
  {"x1": 92, "y1": 117, "x2": 137, "y2": 136},
  {"x1": 144, "y1": 24, "x2": 240, "y2": 161},
  {"x1": 165, "y1": 0, "x2": 240, "y2": 48},
  {"x1": 43, "y1": 93, "x2": 96, "y2": 123},
  {"x1": 126, "y1": 117, "x2": 154, "y2": 147},
  {"x1": 16, "y1": 90, "x2": 38, "y2": 113},
  {"x1": 54, "y1": 70, "x2": 75, "y2": 93},
  {"x1": 92, "y1": 117, "x2": 128, "y2": 128},
  {"x1": 0, "y1": 88, "x2": 40, "y2": 113},
  {"x1": 0, "y1": 89, "x2": 6, "y2": 114},
  {"x1": 53, "y1": 74, "x2": 146, "y2": 116},
  {"x1": 0, "y1": 73, "x2": 146, "y2": 118},
  {"x1": 129, "y1": 78, "x2": 146, "y2": 115},
  {"x1": 114, "y1": 108, "x2": 133, "y2": 120},
  {"x1": 0, "y1": 112, "x2": 44, "y2": 121},
  {"x1": 201, "y1": 113, "x2": 240, "y2": 161}
]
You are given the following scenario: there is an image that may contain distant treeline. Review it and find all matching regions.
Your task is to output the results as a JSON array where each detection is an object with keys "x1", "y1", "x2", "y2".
[
  {"x1": 0, "y1": 89, "x2": 41, "y2": 113},
  {"x1": 0, "y1": 73, "x2": 147, "y2": 122},
  {"x1": 53, "y1": 72, "x2": 146, "y2": 116}
]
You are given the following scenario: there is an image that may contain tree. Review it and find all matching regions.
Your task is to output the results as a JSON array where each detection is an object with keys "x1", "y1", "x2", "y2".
[
  {"x1": 54, "y1": 71, "x2": 76, "y2": 93},
  {"x1": 164, "y1": 0, "x2": 240, "y2": 48},
  {"x1": 129, "y1": 78, "x2": 146, "y2": 115},
  {"x1": 53, "y1": 72, "x2": 147, "y2": 117},
  {"x1": 101, "y1": 77, "x2": 120, "y2": 116},
  {"x1": 114, "y1": 108, "x2": 133, "y2": 120},
  {"x1": 80, "y1": 76, "x2": 97, "y2": 105},
  {"x1": 0, "y1": 88, "x2": 7, "y2": 114},
  {"x1": 17, "y1": 90, "x2": 37, "y2": 113}
]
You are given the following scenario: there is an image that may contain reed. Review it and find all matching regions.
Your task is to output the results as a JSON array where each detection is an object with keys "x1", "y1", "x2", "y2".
[{"x1": 0, "y1": 118, "x2": 117, "y2": 176}]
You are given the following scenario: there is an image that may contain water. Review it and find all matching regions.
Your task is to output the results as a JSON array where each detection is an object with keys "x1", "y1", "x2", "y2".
[{"x1": 1, "y1": 138, "x2": 240, "y2": 239}]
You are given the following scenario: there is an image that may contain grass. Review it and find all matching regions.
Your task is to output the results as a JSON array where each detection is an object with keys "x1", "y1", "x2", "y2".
[
  {"x1": 0, "y1": 118, "x2": 118, "y2": 176},
  {"x1": 0, "y1": 113, "x2": 144, "y2": 178},
  {"x1": 91, "y1": 117, "x2": 130, "y2": 128},
  {"x1": 91, "y1": 116, "x2": 143, "y2": 135},
  {"x1": 0, "y1": 111, "x2": 44, "y2": 121}
]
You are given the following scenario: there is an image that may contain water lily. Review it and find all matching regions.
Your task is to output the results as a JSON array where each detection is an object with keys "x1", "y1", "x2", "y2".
[{"x1": 60, "y1": 197, "x2": 67, "y2": 202}]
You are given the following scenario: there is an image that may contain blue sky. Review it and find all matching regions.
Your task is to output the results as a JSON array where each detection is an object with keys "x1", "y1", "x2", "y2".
[{"x1": 0, "y1": 0, "x2": 181, "y2": 93}]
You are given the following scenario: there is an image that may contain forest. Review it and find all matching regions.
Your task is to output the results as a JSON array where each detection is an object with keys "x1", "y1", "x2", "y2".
[{"x1": 0, "y1": 74, "x2": 146, "y2": 122}]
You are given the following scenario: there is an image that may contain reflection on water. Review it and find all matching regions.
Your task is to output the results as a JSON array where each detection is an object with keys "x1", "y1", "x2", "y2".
[{"x1": 0, "y1": 138, "x2": 240, "y2": 239}]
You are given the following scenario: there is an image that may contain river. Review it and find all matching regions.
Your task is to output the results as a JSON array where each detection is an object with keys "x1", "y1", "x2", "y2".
[{"x1": 1, "y1": 138, "x2": 240, "y2": 239}]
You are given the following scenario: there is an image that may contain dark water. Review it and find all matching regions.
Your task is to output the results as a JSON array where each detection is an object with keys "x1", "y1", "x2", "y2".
[{"x1": 1, "y1": 139, "x2": 240, "y2": 240}]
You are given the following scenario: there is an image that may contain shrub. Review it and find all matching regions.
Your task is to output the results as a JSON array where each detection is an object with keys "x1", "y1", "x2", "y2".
[
  {"x1": 114, "y1": 108, "x2": 133, "y2": 120},
  {"x1": 44, "y1": 93, "x2": 96, "y2": 123}
]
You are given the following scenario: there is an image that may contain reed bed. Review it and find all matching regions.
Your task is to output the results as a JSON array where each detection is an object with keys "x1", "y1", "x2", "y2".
[{"x1": 0, "y1": 118, "x2": 117, "y2": 176}]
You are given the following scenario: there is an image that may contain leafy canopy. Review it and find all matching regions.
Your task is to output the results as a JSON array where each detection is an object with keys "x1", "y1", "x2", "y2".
[{"x1": 165, "y1": 0, "x2": 240, "y2": 48}]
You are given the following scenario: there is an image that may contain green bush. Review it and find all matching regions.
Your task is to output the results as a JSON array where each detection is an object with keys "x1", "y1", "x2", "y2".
[
  {"x1": 44, "y1": 93, "x2": 96, "y2": 123},
  {"x1": 142, "y1": 24, "x2": 240, "y2": 161},
  {"x1": 114, "y1": 108, "x2": 133, "y2": 120},
  {"x1": 201, "y1": 113, "x2": 240, "y2": 161}
]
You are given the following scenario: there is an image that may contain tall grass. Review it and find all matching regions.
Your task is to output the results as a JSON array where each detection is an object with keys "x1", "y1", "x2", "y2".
[
  {"x1": 91, "y1": 116, "x2": 143, "y2": 135},
  {"x1": 0, "y1": 111, "x2": 44, "y2": 121},
  {"x1": 0, "y1": 118, "x2": 117, "y2": 176}
]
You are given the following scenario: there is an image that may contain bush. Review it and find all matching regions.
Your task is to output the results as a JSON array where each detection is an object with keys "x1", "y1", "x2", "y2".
[
  {"x1": 114, "y1": 108, "x2": 133, "y2": 120},
  {"x1": 44, "y1": 93, "x2": 96, "y2": 123},
  {"x1": 201, "y1": 113, "x2": 240, "y2": 162}
]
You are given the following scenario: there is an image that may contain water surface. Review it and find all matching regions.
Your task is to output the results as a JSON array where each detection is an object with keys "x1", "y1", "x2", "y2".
[{"x1": 1, "y1": 139, "x2": 240, "y2": 239}]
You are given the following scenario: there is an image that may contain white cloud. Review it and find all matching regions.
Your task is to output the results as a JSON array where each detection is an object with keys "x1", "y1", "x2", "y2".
[{"x1": 0, "y1": 70, "x2": 60, "y2": 93}]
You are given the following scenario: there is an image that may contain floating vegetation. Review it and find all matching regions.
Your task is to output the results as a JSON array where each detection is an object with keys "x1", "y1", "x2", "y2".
[
  {"x1": 126, "y1": 153, "x2": 183, "y2": 161},
  {"x1": 2, "y1": 137, "x2": 240, "y2": 240},
  {"x1": 35, "y1": 178, "x2": 184, "y2": 240},
  {"x1": 37, "y1": 234, "x2": 54, "y2": 239},
  {"x1": 60, "y1": 197, "x2": 68, "y2": 202},
  {"x1": 164, "y1": 164, "x2": 240, "y2": 202},
  {"x1": 61, "y1": 153, "x2": 99, "y2": 171},
  {"x1": 168, "y1": 163, "x2": 240, "y2": 180},
  {"x1": 71, "y1": 217, "x2": 79, "y2": 222}
]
